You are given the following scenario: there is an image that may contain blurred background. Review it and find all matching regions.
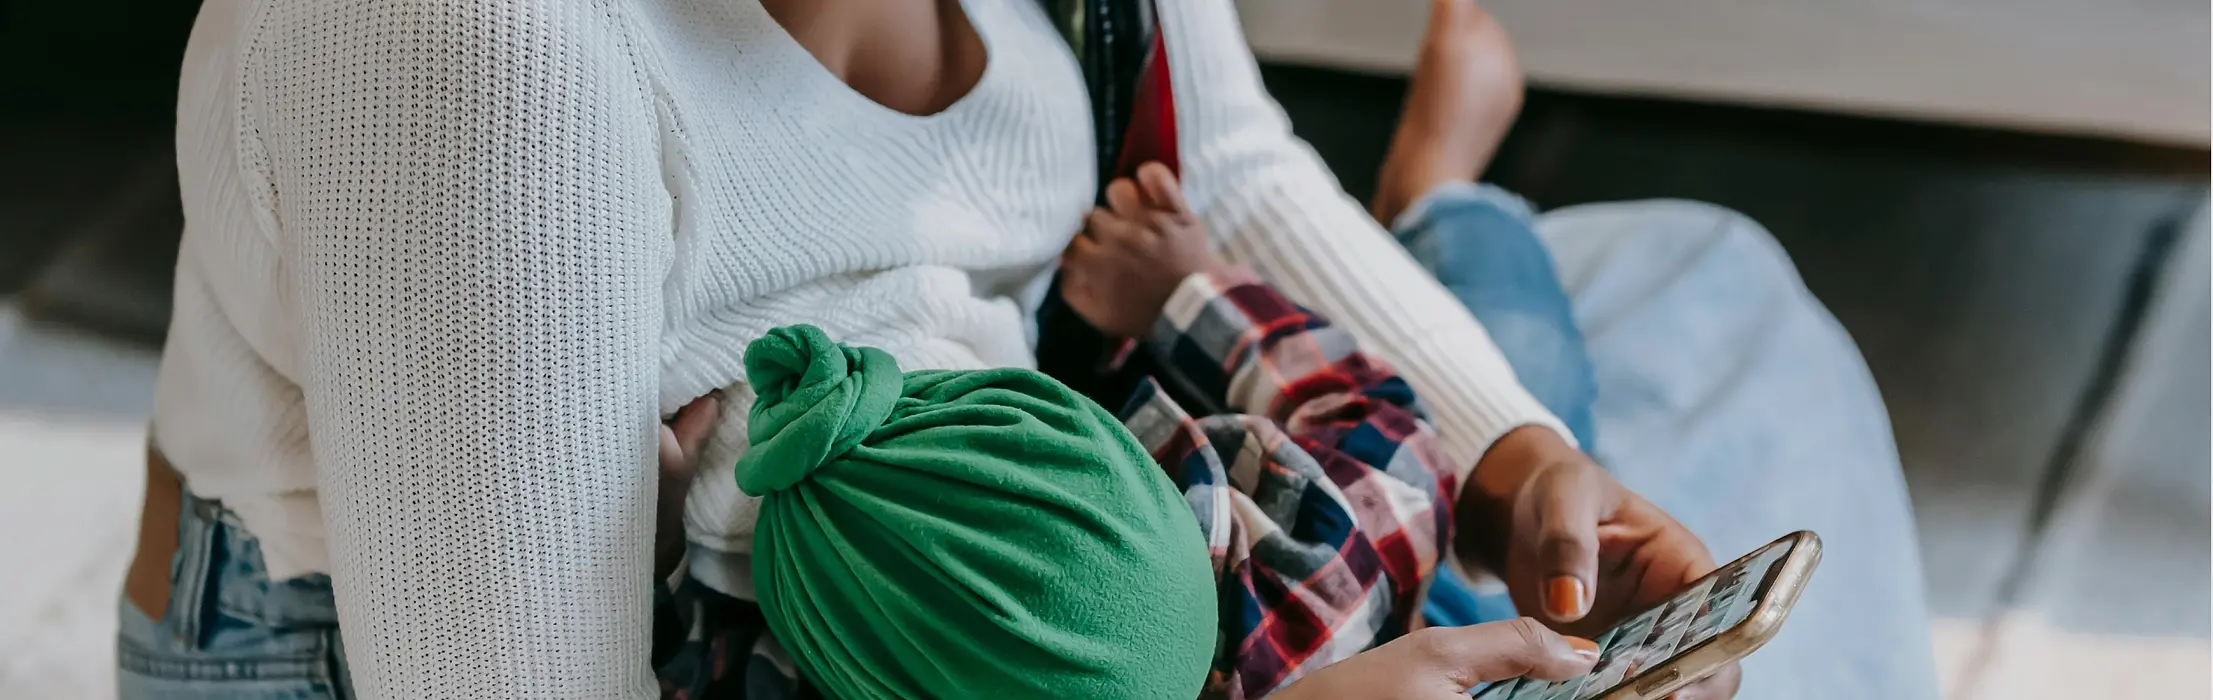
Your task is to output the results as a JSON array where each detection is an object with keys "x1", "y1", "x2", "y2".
[{"x1": 0, "y1": 0, "x2": 2205, "y2": 697}]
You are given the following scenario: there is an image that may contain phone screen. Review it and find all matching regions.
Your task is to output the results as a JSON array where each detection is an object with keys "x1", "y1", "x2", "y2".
[{"x1": 1472, "y1": 537, "x2": 1800, "y2": 700}]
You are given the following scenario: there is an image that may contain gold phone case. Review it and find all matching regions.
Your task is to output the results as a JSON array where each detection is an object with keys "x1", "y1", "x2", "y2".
[{"x1": 1594, "y1": 530, "x2": 1824, "y2": 700}]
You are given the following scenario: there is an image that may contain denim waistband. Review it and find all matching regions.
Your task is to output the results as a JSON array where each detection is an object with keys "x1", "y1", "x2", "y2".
[
  {"x1": 165, "y1": 490, "x2": 340, "y2": 649},
  {"x1": 117, "y1": 487, "x2": 350, "y2": 693}
]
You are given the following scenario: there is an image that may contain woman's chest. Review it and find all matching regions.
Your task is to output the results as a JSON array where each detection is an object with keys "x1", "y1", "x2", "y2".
[{"x1": 634, "y1": 0, "x2": 1097, "y2": 302}]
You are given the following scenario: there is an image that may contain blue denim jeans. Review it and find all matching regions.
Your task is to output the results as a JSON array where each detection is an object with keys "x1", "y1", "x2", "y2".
[
  {"x1": 116, "y1": 490, "x2": 352, "y2": 699},
  {"x1": 1396, "y1": 183, "x2": 1941, "y2": 699}
]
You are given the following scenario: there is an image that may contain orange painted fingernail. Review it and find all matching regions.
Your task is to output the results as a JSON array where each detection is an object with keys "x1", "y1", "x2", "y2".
[
  {"x1": 1566, "y1": 636, "x2": 1600, "y2": 660},
  {"x1": 1546, "y1": 576, "x2": 1587, "y2": 619}
]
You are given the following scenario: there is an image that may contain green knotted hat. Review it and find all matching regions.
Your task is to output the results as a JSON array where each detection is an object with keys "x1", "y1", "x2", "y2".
[{"x1": 736, "y1": 325, "x2": 1216, "y2": 700}]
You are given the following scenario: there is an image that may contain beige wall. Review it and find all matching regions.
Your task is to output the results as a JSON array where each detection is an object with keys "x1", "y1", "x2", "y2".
[{"x1": 1238, "y1": 0, "x2": 2210, "y2": 146}]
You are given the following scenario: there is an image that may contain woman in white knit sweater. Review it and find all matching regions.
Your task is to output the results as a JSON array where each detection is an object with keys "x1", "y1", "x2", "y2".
[{"x1": 124, "y1": 0, "x2": 1938, "y2": 697}]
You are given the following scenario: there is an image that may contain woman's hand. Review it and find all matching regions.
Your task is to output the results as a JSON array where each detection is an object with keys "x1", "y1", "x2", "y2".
[
  {"x1": 1272, "y1": 618, "x2": 1598, "y2": 699},
  {"x1": 1461, "y1": 427, "x2": 1743, "y2": 700},
  {"x1": 655, "y1": 394, "x2": 720, "y2": 581}
]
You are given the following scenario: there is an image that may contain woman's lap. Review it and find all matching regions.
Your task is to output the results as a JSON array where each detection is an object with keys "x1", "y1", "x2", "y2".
[
  {"x1": 1397, "y1": 186, "x2": 1940, "y2": 699},
  {"x1": 1391, "y1": 184, "x2": 1598, "y2": 446}
]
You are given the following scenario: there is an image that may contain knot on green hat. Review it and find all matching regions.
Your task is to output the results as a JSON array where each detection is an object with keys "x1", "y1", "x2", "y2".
[
  {"x1": 736, "y1": 324, "x2": 903, "y2": 495},
  {"x1": 736, "y1": 325, "x2": 1217, "y2": 700}
]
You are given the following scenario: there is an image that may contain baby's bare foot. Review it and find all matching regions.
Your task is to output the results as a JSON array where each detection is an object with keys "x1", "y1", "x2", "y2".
[{"x1": 1371, "y1": 0, "x2": 1525, "y2": 225}]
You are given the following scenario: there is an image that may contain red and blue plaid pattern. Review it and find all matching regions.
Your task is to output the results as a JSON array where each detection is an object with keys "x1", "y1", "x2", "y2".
[{"x1": 1116, "y1": 269, "x2": 1456, "y2": 699}]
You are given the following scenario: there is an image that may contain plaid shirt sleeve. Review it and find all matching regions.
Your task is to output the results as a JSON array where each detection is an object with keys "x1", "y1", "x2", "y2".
[{"x1": 1114, "y1": 268, "x2": 1458, "y2": 700}]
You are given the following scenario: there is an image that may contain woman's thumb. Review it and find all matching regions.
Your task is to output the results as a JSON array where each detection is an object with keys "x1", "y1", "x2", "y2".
[
  {"x1": 1529, "y1": 464, "x2": 1604, "y2": 623},
  {"x1": 1416, "y1": 618, "x2": 1600, "y2": 689}
]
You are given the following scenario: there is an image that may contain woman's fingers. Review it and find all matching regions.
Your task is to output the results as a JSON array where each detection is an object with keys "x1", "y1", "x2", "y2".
[
  {"x1": 1526, "y1": 464, "x2": 1606, "y2": 623},
  {"x1": 1269, "y1": 618, "x2": 1599, "y2": 700},
  {"x1": 1065, "y1": 218, "x2": 1103, "y2": 256},
  {"x1": 657, "y1": 425, "x2": 686, "y2": 475},
  {"x1": 1663, "y1": 660, "x2": 1743, "y2": 700},
  {"x1": 669, "y1": 394, "x2": 719, "y2": 462},
  {"x1": 1412, "y1": 618, "x2": 1599, "y2": 689},
  {"x1": 1134, "y1": 162, "x2": 1190, "y2": 215},
  {"x1": 655, "y1": 393, "x2": 718, "y2": 580},
  {"x1": 658, "y1": 393, "x2": 719, "y2": 506}
]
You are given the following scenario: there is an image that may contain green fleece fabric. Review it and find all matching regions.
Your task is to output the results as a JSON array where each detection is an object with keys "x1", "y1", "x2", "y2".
[{"x1": 737, "y1": 325, "x2": 1216, "y2": 700}]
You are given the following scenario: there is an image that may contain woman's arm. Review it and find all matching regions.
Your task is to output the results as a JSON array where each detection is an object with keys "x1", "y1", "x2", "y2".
[
  {"x1": 253, "y1": 3, "x2": 668, "y2": 697},
  {"x1": 1151, "y1": 0, "x2": 1574, "y2": 480}
]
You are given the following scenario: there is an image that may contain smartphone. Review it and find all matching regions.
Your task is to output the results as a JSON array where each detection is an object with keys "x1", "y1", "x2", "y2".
[{"x1": 1472, "y1": 531, "x2": 1822, "y2": 700}]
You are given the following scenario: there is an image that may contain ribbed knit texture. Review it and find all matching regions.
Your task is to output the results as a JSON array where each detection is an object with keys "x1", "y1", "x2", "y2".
[
  {"x1": 158, "y1": 0, "x2": 1564, "y2": 697},
  {"x1": 1150, "y1": 0, "x2": 1570, "y2": 470}
]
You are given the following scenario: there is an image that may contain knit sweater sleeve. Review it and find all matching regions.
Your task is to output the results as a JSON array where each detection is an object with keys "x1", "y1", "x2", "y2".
[
  {"x1": 1154, "y1": 0, "x2": 1575, "y2": 478},
  {"x1": 250, "y1": 3, "x2": 667, "y2": 697}
]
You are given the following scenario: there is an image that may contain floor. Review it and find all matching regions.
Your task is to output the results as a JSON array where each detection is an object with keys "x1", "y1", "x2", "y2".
[
  {"x1": 0, "y1": 306, "x2": 158, "y2": 697},
  {"x1": 1961, "y1": 210, "x2": 2211, "y2": 697},
  {"x1": 0, "y1": 67, "x2": 2205, "y2": 697}
]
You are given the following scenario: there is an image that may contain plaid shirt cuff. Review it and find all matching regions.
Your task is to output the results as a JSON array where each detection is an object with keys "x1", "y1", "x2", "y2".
[
  {"x1": 1144, "y1": 267, "x2": 1295, "y2": 414},
  {"x1": 1145, "y1": 267, "x2": 1427, "y2": 422}
]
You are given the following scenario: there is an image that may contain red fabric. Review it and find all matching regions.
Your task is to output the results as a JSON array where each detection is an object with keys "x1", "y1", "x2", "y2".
[{"x1": 1114, "y1": 31, "x2": 1179, "y2": 179}]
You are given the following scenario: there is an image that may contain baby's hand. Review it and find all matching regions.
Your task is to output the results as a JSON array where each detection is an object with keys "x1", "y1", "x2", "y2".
[{"x1": 1061, "y1": 162, "x2": 1226, "y2": 337}]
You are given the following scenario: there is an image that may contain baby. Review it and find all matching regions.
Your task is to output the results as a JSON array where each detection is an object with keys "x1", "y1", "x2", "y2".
[
  {"x1": 1058, "y1": 162, "x2": 1465, "y2": 697},
  {"x1": 653, "y1": 163, "x2": 1462, "y2": 700}
]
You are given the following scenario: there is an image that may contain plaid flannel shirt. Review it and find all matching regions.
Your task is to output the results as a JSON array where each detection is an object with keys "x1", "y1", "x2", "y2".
[
  {"x1": 655, "y1": 268, "x2": 1455, "y2": 700},
  {"x1": 1116, "y1": 268, "x2": 1456, "y2": 699}
]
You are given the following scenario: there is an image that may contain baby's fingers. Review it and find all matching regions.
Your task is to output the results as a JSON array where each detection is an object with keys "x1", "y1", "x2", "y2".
[
  {"x1": 1134, "y1": 162, "x2": 1190, "y2": 215},
  {"x1": 1104, "y1": 178, "x2": 1146, "y2": 218},
  {"x1": 1083, "y1": 207, "x2": 1145, "y2": 245},
  {"x1": 1063, "y1": 227, "x2": 1100, "y2": 261}
]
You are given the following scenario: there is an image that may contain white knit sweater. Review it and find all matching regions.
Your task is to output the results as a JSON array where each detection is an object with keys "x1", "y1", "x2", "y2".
[{"x1": 158, "y1": 0, "x2": 1565, "y2": 696}]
